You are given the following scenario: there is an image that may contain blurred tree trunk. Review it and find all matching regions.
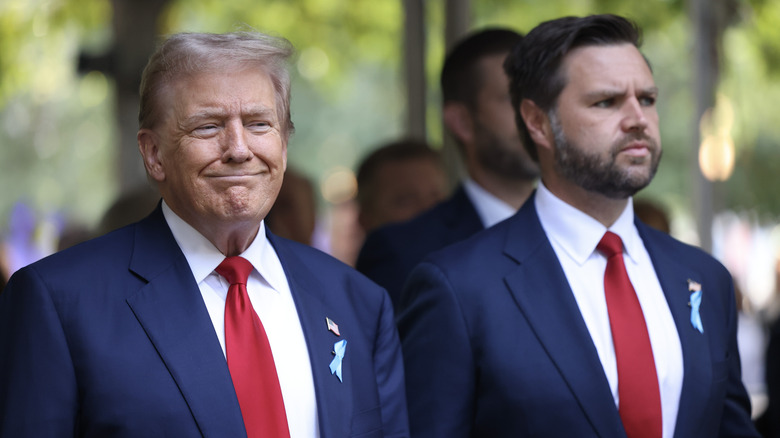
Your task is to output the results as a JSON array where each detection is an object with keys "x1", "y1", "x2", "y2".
[
  {"x1": 690, "y1": 0, "x2": 731, "y2": 252},
  {"x1": 442, "y1": 0, "x2": 471, "y2": 188},
  {"x1": 404, "y1": 0, "x2": 472, "y2": 189},
  {"x1": 112, "y1": 0, "x2": 169, "y2": 192},
  {"x1": 403, "y1": 0, "x2": 427, "y2": 141}
]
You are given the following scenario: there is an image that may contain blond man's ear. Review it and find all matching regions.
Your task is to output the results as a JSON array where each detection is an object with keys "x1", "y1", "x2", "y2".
[{"x1": 137, "y1": 129, "x2": 166, "y2": 183}]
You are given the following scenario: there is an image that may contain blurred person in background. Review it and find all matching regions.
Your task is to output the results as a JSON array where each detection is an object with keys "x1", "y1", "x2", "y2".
[
  {"x1": 265, "y1": 167, "x2": 318, "y2": 246},
  {"x1": 757, "y1": 256, "x2": 780, "y2": 437},
  {"x1": 95, "y1": 184, "x2": 161, "y2": 236},
  {"x1": 761, "y1": 312, "x2": 780, "y2": 437},
  {"x1": 356, "y1": 28, "x2": 539, "y2": 308},
  {"x1": 733, "y1": 282, "x2": 768, "y2": 421},
  {"x1": 356, "y1": 138, "x2": 448, "y2": 234},
  {"x1": 327, "y1": 138, "x2": 447, "y2": 267},
  {"x1": 633, "y1": 197, "x2": 671, "y2": 234}
]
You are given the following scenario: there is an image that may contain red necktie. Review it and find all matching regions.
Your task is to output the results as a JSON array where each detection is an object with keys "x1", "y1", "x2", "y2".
[
  {"x1": 216, "y1": 256, "x2": 290, "y2": 438},
  {"x1": 597, "y1": 232, "x2": 662, "y2": 438}
]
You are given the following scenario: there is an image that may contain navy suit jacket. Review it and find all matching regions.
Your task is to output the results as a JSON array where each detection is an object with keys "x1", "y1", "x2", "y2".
[
  {"x1": 356, "y1": 186, "x2": 483, "y2": 311},
  {"x1": 398, "y1": 193, "x2": 758, "y2": 437},
  {"x1": 0, "y1": 206, "x2": 409, "y2": 438}
]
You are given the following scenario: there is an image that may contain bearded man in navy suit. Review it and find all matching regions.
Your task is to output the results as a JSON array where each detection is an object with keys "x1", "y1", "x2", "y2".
[
  {"x1": 0, "y1": 31, "x2": 408, "y2": 438},
  {"x1": 399, "y1": 14, "x2": 758, "y2": 437}
]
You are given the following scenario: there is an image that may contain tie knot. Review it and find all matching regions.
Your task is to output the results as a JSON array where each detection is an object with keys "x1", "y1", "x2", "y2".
[
  {"x1": 597, "y1": 231, "x2": 624, "y2": 258},
  {"x1": 216, "y1": 256, "x2": 254, "y2": 285}
]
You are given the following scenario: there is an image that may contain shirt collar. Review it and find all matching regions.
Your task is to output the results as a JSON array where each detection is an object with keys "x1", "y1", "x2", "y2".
[
  {"x1": 534, "y1": 182, "x2": 639, "y2": 265},
  {"x1": 462, "y1": 178, "x2": 517, "y2": 228},
  {"x1": 161, "y1": 201, "x2": 284, "y2": 293},
  {"x1": 608, "y1": 197, "x2": 640, "y2": 264}
]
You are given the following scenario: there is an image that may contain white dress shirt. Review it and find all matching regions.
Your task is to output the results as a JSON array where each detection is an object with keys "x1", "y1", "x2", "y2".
[
  {"x1": 534, "y1": 183, "x2": 683, "y2": 438},
  {"x1": 162, "y1": 202, "x2": 319, "y2": 438},
  {"x1": 463, "y1": 178, "x2": 517, "y2": 228}
]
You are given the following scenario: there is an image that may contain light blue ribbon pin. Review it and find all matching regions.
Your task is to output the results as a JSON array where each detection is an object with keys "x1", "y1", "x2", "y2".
[
  {"x1": 689, "y1": 289, "x2": 703, "y2": 333},
  {"x1": 330, "y1": 339, "x2": 347, "y2": 382}
]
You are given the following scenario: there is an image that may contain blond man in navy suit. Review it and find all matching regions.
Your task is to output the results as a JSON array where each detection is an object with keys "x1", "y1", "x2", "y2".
[{"x1": 0, "y1": 31, "x2": 408, "y2": 438}]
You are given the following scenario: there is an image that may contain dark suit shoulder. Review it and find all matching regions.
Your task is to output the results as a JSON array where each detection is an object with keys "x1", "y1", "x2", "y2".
[
  {"x1": 361, "y1": 187, "x2": 482, "y2": 261},
  {"x1": 14, "y1": 224, "x2": 136, "y2": 286},
  {"x1": 420, "y1": 213, "x2": 514, "y2": 271},
  {"x1": 399, "y1": 217, "x2": 524, "y2": 318},
  {"x1": 356, "y1": 187, "x2": 483, "y2": 308},
  {"x1": 270, "y1": 234, "x2": 388, "y2": 301},
  {"x1": 637, "y1": 220, "x2": 731, "y2": 275},
  {"x1": 274, "y1": 235, "x2": 364, "y2": 274}
]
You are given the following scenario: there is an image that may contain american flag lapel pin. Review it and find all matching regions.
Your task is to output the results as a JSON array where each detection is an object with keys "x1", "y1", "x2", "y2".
[{"x1": 326, "y1": 317, "x2": 341, "y2": 336}]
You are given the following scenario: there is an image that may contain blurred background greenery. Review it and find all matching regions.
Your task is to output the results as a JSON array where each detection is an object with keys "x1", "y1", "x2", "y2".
[{"x1": 2, "y1": 0, "x2": 780, "y2": 306}]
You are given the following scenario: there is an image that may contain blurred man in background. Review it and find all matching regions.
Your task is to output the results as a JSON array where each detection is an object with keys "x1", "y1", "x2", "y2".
[
  {"x1": 356, "y1": 138, "x2": 448, "y2": 233},
  {"x1": 356, "y1": 28, "x2": 538, "y2": 308}
]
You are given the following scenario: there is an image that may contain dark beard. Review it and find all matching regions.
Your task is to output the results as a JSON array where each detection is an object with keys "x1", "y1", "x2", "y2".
[
  {"x1": 473, "y1": 121, "x2": 540, "y2": 181},
  {"x1": 550, "y1": 112, "x2": 661, "y2": 199}
]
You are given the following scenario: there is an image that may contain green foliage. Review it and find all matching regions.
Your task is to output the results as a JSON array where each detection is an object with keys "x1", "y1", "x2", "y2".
[
  {"x1": 164, "y1": 0, "x2": 402, "y2": 88},
  {"x1": 718, "y1": 5, "x2": 780, "y2": 217},
  {"x1": 2, "y1": 0, "x2": 780, "y2": 236},
  {"x1": 0, "y1": 0, "x2": 114, "y2": 229},
  {"x1": 474, "y1": 0, "x2": 683, "y2": 32},
  {"x1": 749, "y1": 0, "x2": 780, "y2": 77},
  {"x1": 639, "y1": 16, "x2": 697, "y2": 214},
  {"x1": 724, "y1": 134, "x2": 780, "y2": 218},
  {"x1": 0, "y1": 0, "x2": 110, "y2": 106}
]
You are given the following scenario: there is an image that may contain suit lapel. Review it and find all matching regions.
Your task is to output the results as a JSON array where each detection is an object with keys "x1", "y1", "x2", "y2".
[
  {"x1": 502, "y1": 198, "x2": 625, "y2": 437},
  {"x1": 638, "y1": 223, "x2": 712, "y2": 438},
  {"x1": 270, "y1": 233, "x2": 350, "y2": 438},
  {"x1": 125, "y1": 207, "x2": 247, "y2": 438}
]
